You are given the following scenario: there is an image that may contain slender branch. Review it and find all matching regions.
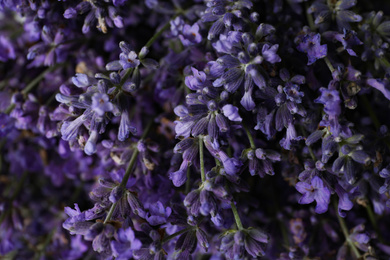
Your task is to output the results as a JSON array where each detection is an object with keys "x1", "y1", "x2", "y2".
[
  {"x1": 324, "y1": 57, "x2": 335, "y2": 73},
  {"x1": 305, "y1": 2, "x2": 316, "y2": 31},
  {"x1": 3, "y1": 64, "x2": 62, "y2": 114},
  {"x1": 335, "y1": 202, "x2": 361, "y2": 259},
  {"x1": 140, "y1": 14, "x2": 179, "y2": 59},
  {"x1": 103, "y1": 201, "x2": 118, "y2": 224},
  {"x1": 243, "y1": 124, "x2": 256, "y2": 150},
  {"x1": 199, "y1": 135, "x2": 206, "y2": 182},
  {"x1": 231, "y1": 201, "x2": 244, "y2": 230},
  {"x1": 161, "y1": 227, "x2": 194, "y2": 244},
  {"x1": 104, "y1": 120, "x2": 153, "y2": 224},
  {"x1": 365, "y1": 199, "x2": 384, "y2": 243}
]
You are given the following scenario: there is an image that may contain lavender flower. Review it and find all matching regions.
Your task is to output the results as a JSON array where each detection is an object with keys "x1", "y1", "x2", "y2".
[
  {"x1": 296, "y1": 32, "x2": 327, "y2": 65},
  {"x1": 296, "y1": 176, "x2": 331, "y2": 213}
]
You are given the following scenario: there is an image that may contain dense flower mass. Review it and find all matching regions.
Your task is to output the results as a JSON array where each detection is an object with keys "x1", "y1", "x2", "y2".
[{"x1": 2, "y1": 0, "x2": 390, "y2": 259}]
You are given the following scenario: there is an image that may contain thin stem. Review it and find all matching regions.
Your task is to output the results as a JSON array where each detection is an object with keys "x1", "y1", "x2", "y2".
[
  {"x1": 103, "y1": 201, "x2": 118, "y2": 224},
  {"x1": 299, "y1": 125, "x2": 316, "y2": 160},
  {"x1": 140, "y1": 14, "x2": 179, "y2": 58},
  {"x1": 22, "y1": 64, "x2": 62, "y2": 96},
  {"x1": 231, "y1": 201, "x2": 244, "y2": 230},
  {"x1": 365, "y1": 200, "x2": 384, "y2": 243},
  {"x1": 119, "y1": 119, "x2": 153, "y2": 188},
  {"x1": 104, "y1": 120, "x2": 153, "y2": 223},
  {"x1": 335, "y1": 202, "x2": 361, "y2": 259},
  {"x1": 305, "y1": 2, "x2": 316, "y2": 31},
  {"x1": 3, "y1": 64, "x2": 62, "y2": 114},
  {"x1": 4, "y1": 103, "x2": 15, "y2": 115},
  {"x1": 324, "y1": 57, "x2": 335, "y2": 73},
  {"x1": 199, "y1": 135, "x2": 206, "y2": 183},
  {"x1": 117, "y1": 68, "x2": 133, "y2": 90},
  {"x1": 243, "y1": 124, "x2": 256, "y2": 150},
  {"x1": 161, "y1": 227, "x2": 194, "y2": 244}
]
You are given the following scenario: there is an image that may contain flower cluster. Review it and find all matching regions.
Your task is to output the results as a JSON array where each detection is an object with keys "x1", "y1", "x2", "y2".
[{"x1": 2, "y1": 0, "x2": 390, "y2": 259}]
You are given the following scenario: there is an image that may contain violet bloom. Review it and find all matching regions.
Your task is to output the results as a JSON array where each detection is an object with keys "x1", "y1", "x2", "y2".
[
  {"x1": 295, "y1": 176, "x2": 331, "y2": 214},
  {"x1": 296, "y1": 33, "x2": 327, "y2": 65},
  {"x1": 179, "y1": 23, "x2": 202, "y2": 46},
  {"x1": 110, "y1": 227, "x2": 142, "y2": 260},
  {"x1": 367, "y1": 78, "x2": 390, "y2": 101},
  {"x1": 323, "y1": 29, "x2": 363, "y2": 56},
  {"x1": 0, "y1": 113, "x2": 15, "y2": 137},
  {"x1": 315, "y1": 87, "x2": 341, "y2": 117},
  {"x1": 91, "y1": 93, "x2": 114, "y2": 117},
  {"x1": 0, "y1": 36, "x2": 15, "y2": 62},
  {"x1": 185, "y1": 67, "x2": 211, "y2": 91},
  {"x1": 170, "y1": 16, "x2": 185, "y2": 36},
  {"x1": 106, "y1": 42, "x2": 140, "y2": 71},
  {"x1": 335, "y1": 184, "x2": 353, "y2": 217},
  {"x1": 145, "y1": 201, "x2": 172, "y2": 226},
  {"x1": 221, "y1": 104, "x2": 242, "y2": 122},
  {"x1": 308, "y1": 0, "x2": 362, "y2": 29}
]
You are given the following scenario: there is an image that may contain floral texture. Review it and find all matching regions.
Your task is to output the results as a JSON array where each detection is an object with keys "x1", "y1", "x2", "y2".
[{"x1": 1, "y1": 0, "x2": 390, "y2": 259}]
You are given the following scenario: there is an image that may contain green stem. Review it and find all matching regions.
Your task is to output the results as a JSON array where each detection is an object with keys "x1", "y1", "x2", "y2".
[
  {"x1": 104, "y1": 120, "x2": 153, "y2": 224},
  {"x1": 305, "y1": 2, "x2": 316, "y2": 31},
  {"x1": 117, "y1": 68, "x2": 133, "y2": 90},
  {"x1": 299, "y1": 125, "x2": 316, "y2": 160},
  {"x1": 231, "y1": 201, "x2": 244, "y2": 230},
  {"x1": 365, "y1": 200, "x2": 383, "y2": 243},
  {"x1": 4, "y1": 103, "x2": 15, "y2": 115},
  {"x1": 22, "y1": 64, "x2": 62, "y2": 96},
  {"x1": 103, "y1": 201, "x2": 118, "y2": 224},
  {"x1": 161, "y1": 227, "x2": 194, "y2": 244},
  {"x1": 243, "y1": 125, "x2": 256, "y2": 150},
  {"x1": 324, "y1": 57, "x2": 335, "y2": 73},
  {"x1": 199, "y1": 135, "x2": 206, "y2": 183},
  {"x1": 335, "y1": 202, "x2": 361, "y2": 259},
  {"x1": 3, "y1": 64, "x2": 62, "y2": 114},
  {"x1": 140, "y1": 14, "x2": 179, "y2": 59}
]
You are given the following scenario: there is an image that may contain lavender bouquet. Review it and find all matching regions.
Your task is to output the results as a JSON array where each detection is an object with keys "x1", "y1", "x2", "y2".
[{"x1": 1, "y1": 0, "x2": 390, "y2": 259}]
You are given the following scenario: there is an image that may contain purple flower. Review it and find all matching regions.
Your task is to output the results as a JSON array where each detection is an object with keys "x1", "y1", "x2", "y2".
[
  {"x1": 110, "y1": 227, "x2": 142, "y2": 260},
  {"x1": 296, "y1": 33, "x2": 327, "y2": 65},
  {"x1": 222, "y1": 104, "x2": 242, "y2": 122},
  {"x1": 179, "y1": 23, "x2": 202, "y2": 46},
  {"x1": 323, "y1": 29, "x2": 362, "y2": 56},
  {"x1": 308, "y1": 0, "x2": 362, "y2": 29},
  {"x1": 0, "y1": 36, "x2": 15, "y2": 62},
  {"x1": 0, "y1": 113, "x2": 15, "y2": 137},
  {"x1": 335, "y1": 184, "x2": 353, "y2": 217},
  {"x1": 146, "y1": 201, "x2": 172, "y2": 226},
  {"x1": 185, "y1": 67, "x2": 210, "y2": 91},
  {"x1": 367, "y1": 78, "x2": 390, "y2": 101},
  {"x1": 119, "y1": 50, "x2": 140, "y2": 70},
  {"x1": 295, "y1": 176, "x2": 331, "y2": 214},
  {"x1": 261, "y1": 43, "x2": 281, "y2": 64},
  {"x1": 315, "y1": 87, "x2": 341, "y2": 116},
  {"x1": 91, "y1": 93, "x2": 114, "y2": 117},
  {"x1": 170, "y1": 16, "x2": 185, "y2": 36}
]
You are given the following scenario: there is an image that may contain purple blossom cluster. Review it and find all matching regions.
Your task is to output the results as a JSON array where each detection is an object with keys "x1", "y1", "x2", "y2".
[{"x1": 2, "y1": 0, "x2": 390, "y2": 259}]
